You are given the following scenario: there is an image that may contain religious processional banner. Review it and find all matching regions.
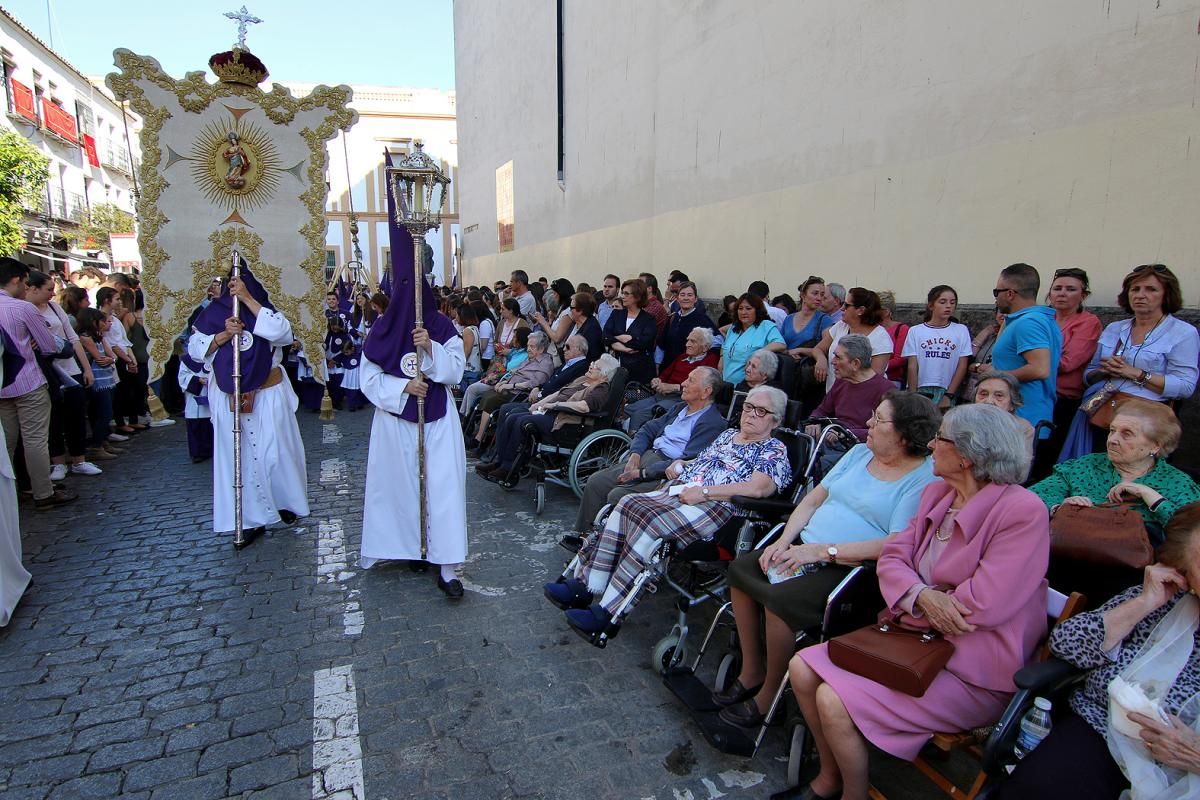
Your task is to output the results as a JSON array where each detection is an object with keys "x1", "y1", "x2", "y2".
[{"x1": 106, "y1": 48, "x2": 357, "y2": 381}]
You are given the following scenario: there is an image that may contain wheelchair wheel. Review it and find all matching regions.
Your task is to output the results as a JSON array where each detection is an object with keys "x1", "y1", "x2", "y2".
[
  {"x1": 651, "y1": 633, "x2": 687, "y2": 673},
  {"x1": 568, "y1": 429, "x2": 631, "y2": 498},
  {"x1": 713, "y1": 651, "x2": 741, "y2": 692},
  {"x1": 786, "y1": 720, "x2": 810, "y2": 787},
  {"x1": 535, "y1": 482, "x2": 546, "y2": 515}
]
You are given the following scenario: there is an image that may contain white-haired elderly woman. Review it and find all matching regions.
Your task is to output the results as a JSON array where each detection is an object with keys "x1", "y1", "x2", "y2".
[
  {"x1": 477, "y1": 354, "x2": 620, "y2": 489},
  {"x1": 788, "y1": 404, "x2": 1049, "y2": 800},
  {"x1": 624, "y1": 326, "x2": 720, "y2": 432},
  {"x1": 972, "y1": 369, "x2": 1035, "y2": 459},
  {"x1": 463, "y1": 329, "x2": 555, "y2": 450},
  {"x1": 546, "y1": 385, "x2": 794, "y2": 636}
]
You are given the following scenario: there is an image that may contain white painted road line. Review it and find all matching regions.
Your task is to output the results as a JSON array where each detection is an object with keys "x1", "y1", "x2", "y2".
[{"x1": 311, "y1": 665, "x2": 365, "y2": 800}]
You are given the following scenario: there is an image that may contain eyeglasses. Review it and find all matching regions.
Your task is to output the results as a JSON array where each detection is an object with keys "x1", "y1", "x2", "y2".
[
  {"x1": 741, "y1": 401, "x2": 772, "y2": 418},
  {"x1": 620, "y1": 290, "x2": 633, "y2": 296},
  {"x1": 870, "y1": 412, "x2": 894, "y2": 425},
  {"x1": 992, "y1": 287, "x2": 1013, "y2": 298},
  {"x1": 933, "y1": 434, "x2": 955, "y2": 445}
]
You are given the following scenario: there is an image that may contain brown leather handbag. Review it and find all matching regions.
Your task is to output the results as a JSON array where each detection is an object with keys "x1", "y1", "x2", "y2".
[
  {"x1": 827, "y1": 615, "x2": 955, "y2": 697},
  {"x1": 1082, "y1": 388, "x2": 1136, "y2": 430},
  {"x1": 1049, "y1": 503, "x2": 1153, "y2": 569}
]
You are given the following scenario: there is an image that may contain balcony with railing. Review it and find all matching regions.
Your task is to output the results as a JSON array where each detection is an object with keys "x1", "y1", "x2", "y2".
[
  {"x1": 102, "y1": 146, "x2": 132, "y2": 175},
  {"x1": 40, "y1": 100, "x2": 78, "y2": 146},
  {"x1": 65, "y1": 192, "x2": 86, "y2": 222}
]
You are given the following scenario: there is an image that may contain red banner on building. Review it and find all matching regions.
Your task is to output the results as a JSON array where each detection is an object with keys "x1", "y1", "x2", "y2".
[
  {"x1": 81, "y1": 134, "x2": 100, "y2": 167},
  {"x1": 41, "y1": 100, "x2": 77, "y2": 143},
  {"x1": 10, "y1": 80, "x2": 36, "y2": 122}
]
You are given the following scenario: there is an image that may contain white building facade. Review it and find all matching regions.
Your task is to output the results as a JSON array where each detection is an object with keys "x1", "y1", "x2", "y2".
[
  {"x1": 1, "y1": 8, "x2": 141, "y2": 273},
  {"x1": 453, "y1": 0, "x2": 1200, "y2": 306},
  {"x1": 283, "y1": 83, "x2": 458, "y2": 289}
]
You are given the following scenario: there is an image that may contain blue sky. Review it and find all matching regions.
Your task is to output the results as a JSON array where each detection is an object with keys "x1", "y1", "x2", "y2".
[{"x1": 3, "y1": 0, "x2": 456, "y2": 89}]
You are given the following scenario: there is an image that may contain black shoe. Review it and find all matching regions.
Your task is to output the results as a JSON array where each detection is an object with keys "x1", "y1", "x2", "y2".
[
  {"x1": 408, "y1": 560, "x2": 430, "y2": 573},
  {"x1": 464, "y1": 439, "x2": 481, "y2": 453},
  {"x1": 712, "y1": 678, "x2": 764, "y2": 707},
  {"x1": 234, "y1": 526, "x2": 265, "y2": 549},
  {"x1": 718, "y1": 698, "x2": 766, "y2": 729},
  {"x1": 278, "y1": 509, "x2": 297, "y2": 525},
  {"x1": 437, "y1": 576, "x2": 465, "y2": 600},
  {"x1": 559, "y1": 534, "x2": 584, "y2": 553}
]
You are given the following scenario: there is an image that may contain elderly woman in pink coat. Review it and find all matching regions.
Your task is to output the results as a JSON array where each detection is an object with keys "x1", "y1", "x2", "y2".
[{"x1": 787, "y1": 403, "x2": 1049, "y2": 800}]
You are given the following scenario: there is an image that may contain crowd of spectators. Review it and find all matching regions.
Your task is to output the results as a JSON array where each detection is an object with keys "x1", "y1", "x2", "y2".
[
  {"x1": 1, "y1": 258, "x2": 174, "y2": 512},
  {"x1": 6, "y1": 254, "x2": 1200, "y2": 798}
]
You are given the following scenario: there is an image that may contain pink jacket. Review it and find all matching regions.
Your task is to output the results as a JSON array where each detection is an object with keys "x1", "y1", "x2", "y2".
[{"x1": 877, "y1": 481, "x2": 1050, "y2": 693}]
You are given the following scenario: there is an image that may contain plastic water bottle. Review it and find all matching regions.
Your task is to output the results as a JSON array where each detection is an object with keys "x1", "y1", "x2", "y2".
[{"x1": 1013, "y1": 696, "x2": 1053, "y2": 760}]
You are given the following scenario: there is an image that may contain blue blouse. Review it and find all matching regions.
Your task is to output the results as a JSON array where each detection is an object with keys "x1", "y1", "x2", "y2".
[
  {"x1": 782, "y1": 310, "x2": 834, "y2": 349},
  {"x1": 721, "y1": 320, "x2": 785, "y2": 383},
  {"x1": 1086, "y1": 315, "x2": 1199, "y2": 401}
]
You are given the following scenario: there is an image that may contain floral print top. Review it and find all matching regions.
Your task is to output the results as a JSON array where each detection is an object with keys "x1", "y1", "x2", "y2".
[{"x1": 680, "y1": 428, "x2": 792, "y2": 515}]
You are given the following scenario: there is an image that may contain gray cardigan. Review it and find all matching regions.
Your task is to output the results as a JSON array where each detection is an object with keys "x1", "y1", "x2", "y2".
[{"x1": 632, "y1": 401, "x2": 727, "y2": 479}]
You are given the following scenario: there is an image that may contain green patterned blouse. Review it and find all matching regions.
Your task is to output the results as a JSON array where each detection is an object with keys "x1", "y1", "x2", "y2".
[{"x1": 1030, "y1": 452, "x2": 1200, "y2": 528}]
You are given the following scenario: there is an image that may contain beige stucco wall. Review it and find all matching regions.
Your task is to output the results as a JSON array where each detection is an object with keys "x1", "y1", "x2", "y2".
[{"x1": 453, "y1": 0, "x2": 1200, "y2": 306}]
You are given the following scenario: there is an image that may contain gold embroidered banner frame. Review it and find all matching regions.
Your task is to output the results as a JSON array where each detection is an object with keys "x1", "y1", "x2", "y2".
[{"x1": 106, "y1": 49, "x2": 357, "y2": 381}]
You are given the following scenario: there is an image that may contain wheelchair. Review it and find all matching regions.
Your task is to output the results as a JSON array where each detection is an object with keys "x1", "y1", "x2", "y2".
[
  {"x1": 511, "y1": 367, "x2": 633, "y2": 514},
  {"x1": 663, "y1": 554, "x2": 883, "y2": 761},
  {"x1": 549, "y1": 419, "x2": 855, "y2": 658}
]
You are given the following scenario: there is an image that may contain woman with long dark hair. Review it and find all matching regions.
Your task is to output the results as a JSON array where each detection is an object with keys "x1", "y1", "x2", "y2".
[{"x1": 811, "y1": 287, "x2": 893, "y2": 392}]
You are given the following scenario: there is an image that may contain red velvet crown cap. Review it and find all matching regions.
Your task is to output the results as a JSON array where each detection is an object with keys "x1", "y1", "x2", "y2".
[{"x1": 208, "y1": 48, "x2": 269, "y2": 86}]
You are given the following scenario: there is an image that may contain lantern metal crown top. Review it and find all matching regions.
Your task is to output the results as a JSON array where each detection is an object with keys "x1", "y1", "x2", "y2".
[{"x1": 386, "y1": 141, "x2": 451, "y2": 232}]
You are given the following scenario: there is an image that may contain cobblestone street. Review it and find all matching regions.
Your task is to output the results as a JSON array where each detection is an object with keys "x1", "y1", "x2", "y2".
[{"x1": 1, "y1": 410, "x2": 942, "y2": 799}]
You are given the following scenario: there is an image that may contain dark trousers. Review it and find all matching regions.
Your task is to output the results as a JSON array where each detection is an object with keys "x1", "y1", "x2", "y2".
[
  {"x1": 86, "y1": 387, "x2": 114, "y2": 448},
  {"x1": 992, "y1": 712, "x2": 1128, "y2": 800},
  {"x1": 186, "y1": 417, "x2": 214, "y2": 462},
  {"x1": 114, "y1": 360, "x2": 141, "y2": 425},
  {"x1": 326, "y1": 374, "x2": 345, "y2": 408},
  {"x1": 495, "y1": 411, "x2": 555, "y2": 470},
  {"x1": 48, "y1": 384, "x2": 88, "y2": 459},
  {"x1": 298, "y1": 381, "x2": 324, "y2": 412},
  {"x1": 159, "y1": 355, "x2": 185, "y2": 414}
]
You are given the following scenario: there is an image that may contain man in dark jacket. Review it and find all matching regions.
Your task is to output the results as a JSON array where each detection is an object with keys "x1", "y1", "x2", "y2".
[{"x1": 561, "y1": 366, "x2": 727, "y2": 551}]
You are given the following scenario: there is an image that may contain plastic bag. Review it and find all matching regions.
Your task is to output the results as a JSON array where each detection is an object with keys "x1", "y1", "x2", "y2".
[{"x1": 1106, "y1": 594, "x2": 1200, "y2": 800}]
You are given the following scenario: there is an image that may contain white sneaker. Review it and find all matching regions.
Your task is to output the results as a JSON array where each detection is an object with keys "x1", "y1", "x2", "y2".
[
  {"x1": 70, "y1": 462, "x2": 103, "y2": 476},
  {"x1": 149, "y1": 418, "x2": 176, "y2": 427},
  {"x1": 108, "y1": 433, "x2": 130, "y2": 442},
  {"x1": 137, "y1": 414, "x2": 152, "y2": 425},
  {"x1": 49, "y1": 464, "x2": 68, "y2": 481}
]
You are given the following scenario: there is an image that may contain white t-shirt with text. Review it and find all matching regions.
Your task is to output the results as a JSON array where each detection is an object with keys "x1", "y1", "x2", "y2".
[{"x1": 901, "y1": 322, "x2": 973, "y2": 390}]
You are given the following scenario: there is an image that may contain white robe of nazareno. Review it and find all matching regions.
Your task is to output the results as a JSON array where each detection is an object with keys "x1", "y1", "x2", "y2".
[
  {"x1": 360, "y1": 338, "x2": 467, "y2": 567},
  {"x1": 0, "y1": 338, "x2": 31, "y2": 626},
  {"x1": 187, "y1": 309, "x2": 310, "y2": 534}
]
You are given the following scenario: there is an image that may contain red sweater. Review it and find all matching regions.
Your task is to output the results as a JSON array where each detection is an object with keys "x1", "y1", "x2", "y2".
[{"x1": 658, "y1": 350, "x2": 720, "y2": 386}]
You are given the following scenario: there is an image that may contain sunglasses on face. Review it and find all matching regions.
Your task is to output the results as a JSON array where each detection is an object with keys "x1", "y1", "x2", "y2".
[{"x1": 992, "y1": 287, "x2": 1013, "y2": 297}]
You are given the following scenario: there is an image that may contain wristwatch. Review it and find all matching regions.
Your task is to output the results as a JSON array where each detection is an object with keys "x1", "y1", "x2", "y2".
[
  {"x1": 1135, "y1": 370, "x2": 1151, "y2": 388},
  {"x1": 826, "y1": 546, "x2": 839, "y2": 564},
  {"x1": 701, "y1": 487, "x2": 710, "y2": 498}
]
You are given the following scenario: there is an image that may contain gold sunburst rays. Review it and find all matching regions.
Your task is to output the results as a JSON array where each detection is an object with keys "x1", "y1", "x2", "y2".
[{"x1": 187, "y1": 117, "x2": 282, "y2": 213}]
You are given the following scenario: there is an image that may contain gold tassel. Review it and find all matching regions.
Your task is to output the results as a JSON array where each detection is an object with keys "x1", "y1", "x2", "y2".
[
  {"x1": 319, "y1": 387, "x2": 335, "y2": 420},
  {"x1": 146, "y1": 389, "x2": 169, "y2": 422}
]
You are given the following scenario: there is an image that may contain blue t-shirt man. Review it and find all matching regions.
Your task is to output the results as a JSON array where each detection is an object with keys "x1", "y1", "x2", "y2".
[{"x1": 992, "y1": 305, "x2": 1062, "y2": 437}]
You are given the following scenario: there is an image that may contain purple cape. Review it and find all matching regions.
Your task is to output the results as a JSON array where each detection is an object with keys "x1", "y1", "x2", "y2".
[
  {"x1": 360, "y1": 152, "x2": 458, "y2": 422},
  {"x1": 192, "y1": 259, "x2": 278, "y2": 394}
]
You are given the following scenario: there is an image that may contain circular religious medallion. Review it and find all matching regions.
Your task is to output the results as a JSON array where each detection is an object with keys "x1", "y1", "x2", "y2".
[
  {"x1": 349, "y1": 358, "x2": 358, "y2": 367},
  {"x1": 400, "y1": 352, "x2": 420, "y2": 378},
  {"x1": 237, "y1": 331, "x2": 254, "y2": 352}
]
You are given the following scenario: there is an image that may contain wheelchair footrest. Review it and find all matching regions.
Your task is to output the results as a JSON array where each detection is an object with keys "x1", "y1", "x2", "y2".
[{"x1": 662, "y1": 670, "x2": 757, "y2": 757}]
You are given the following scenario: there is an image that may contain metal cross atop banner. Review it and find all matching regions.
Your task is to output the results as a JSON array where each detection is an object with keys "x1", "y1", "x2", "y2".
[{"x1": 224, "y1": 5, "x2": 263, "y2": 49}]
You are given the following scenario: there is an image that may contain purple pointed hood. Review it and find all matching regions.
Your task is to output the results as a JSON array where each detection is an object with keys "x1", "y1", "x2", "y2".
[
  {"x1": 360, "y1": 153, "x2": 458, "y2": 422},
  {"x1": 192, "y1": 258, "x2": 277, "y2": 394}
]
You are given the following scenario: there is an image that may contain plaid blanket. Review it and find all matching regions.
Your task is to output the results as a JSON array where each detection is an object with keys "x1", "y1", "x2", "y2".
[{"x1": 577, "y1": 489, "x2": 734, "y2": 611}]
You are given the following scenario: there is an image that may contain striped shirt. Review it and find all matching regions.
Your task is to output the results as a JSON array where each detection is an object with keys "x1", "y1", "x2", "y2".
[{"x1": 0, "y1": 292, "x2": 56, "y2": 398}]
